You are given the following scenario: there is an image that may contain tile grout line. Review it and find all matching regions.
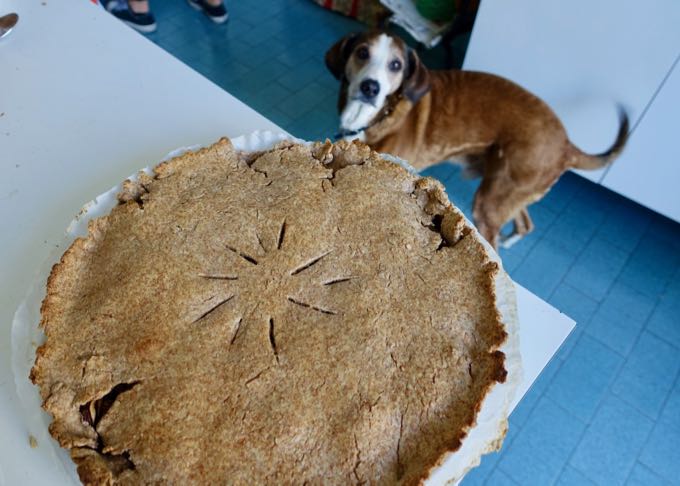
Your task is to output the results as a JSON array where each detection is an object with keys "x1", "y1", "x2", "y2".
[
  {"x1": 632, "y1": 365, "x2": 680, "y2": 476},
  {"x1": 578, "y1": 278, "x2": 653, "y2": 361},
  {"x1": 525, "y1": 181, "x2": 597, "y2": 303},
  {"x1": 547, "y1": 223, "x2": 646, "y2": 481},
  {"x1": 554, "y1": 342, "x2": 633, "y2": 485},
  {"x1": 496, "y1": 391, "x2": 582, "y2": 485},
  {"x1": 606, "y1": 246, "x2": 674, "y2": 420},
  {"x1": 494, "y1": 365, "x2": 571, "y2": 484},
  {"x1": 639, "y1": 327, "x2": 680, "y2": 355},
  {"x1": 629, "y1": 270, "x2": 680, "y2": 435},
  {"x1": 543, "y1": 212, "x2": 594, "y2": 302},
  {"x1": 551, "y1": 185, "x2": 680, "y2": 484},
  {"x1": 552, "y1": 186, "x2": 641, "y2": 305},
  {"x1": 564, "y1": 233, "x2": 665, "y2": 483}
]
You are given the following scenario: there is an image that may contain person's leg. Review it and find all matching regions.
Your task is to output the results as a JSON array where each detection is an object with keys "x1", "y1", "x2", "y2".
[
  {"x1": 187, "y1": 0, "x2": 229, "y2": 24},
  {"x1": 105, "y1": 0, "x2": 157, "y2": 33}
]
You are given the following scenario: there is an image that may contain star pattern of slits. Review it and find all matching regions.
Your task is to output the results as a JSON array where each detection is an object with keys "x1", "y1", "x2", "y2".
[{"x1": 191, "y1": 219, "x2": 356, "y2": 363}]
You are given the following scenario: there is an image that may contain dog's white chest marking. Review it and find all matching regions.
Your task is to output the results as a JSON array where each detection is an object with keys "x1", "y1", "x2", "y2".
[{"x1": 340, "y1": 34, "x2": 394, "y2": 131}]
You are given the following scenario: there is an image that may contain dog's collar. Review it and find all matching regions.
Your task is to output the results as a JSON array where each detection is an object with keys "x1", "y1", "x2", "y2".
[
  {"x1": 333, "y1": 114, "x2": 388, "y2": 140},
  {"x1": 333, "y1": 94, "x2": 402, "y2": 141},
  {"x1": 333, "y1": 126, "x2": 368, "y2": 140}
]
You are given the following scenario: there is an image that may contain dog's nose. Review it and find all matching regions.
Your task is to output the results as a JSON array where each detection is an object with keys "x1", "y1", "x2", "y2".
[{"x1": 360, "y1": 79, "x2": 380, "y2": 98}]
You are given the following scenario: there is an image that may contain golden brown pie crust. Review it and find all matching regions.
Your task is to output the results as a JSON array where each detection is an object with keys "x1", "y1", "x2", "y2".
[{"x1": 31, "y1": 139, "x2": 507, "y2": 485}]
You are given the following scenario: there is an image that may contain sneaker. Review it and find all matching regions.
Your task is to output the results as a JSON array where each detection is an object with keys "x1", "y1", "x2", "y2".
[
  {"x1": 105, "y1": 0, "x2": 157, "y2": 33},
  {"x1": 187, "y1": 0, "x2": 229, "y2": 24}
]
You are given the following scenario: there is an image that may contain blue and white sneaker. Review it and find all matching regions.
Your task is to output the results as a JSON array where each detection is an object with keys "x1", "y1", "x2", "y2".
[
  {"x1": 187, "y1": 0, "x2": 229, "y2": 24},
  {"x1": 104, "y1": 0, "x2": 157, "y2": 33}
]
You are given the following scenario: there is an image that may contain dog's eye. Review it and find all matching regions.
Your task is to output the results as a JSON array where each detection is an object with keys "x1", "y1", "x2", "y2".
[
  {"x1": 389, "y1": 59, "x2": 402, "y2": 72},
  {"x1": 356, "y1": 46, "x2": 369, "y2": 60}
]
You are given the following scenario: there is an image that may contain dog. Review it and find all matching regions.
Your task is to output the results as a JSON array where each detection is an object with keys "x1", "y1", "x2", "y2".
[{"x1": 325, "y1": 31, "x2": 629, "y2": 250}]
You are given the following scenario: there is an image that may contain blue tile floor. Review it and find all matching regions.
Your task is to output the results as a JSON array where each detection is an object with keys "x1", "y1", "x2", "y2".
[{"x1": 138, "y1": 1, "x2": 680, "y2": 484}]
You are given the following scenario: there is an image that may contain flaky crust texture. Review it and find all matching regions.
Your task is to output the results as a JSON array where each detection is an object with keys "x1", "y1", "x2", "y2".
[{"x1": 31, "y1": 138, "x2": 507, "y2": 485}]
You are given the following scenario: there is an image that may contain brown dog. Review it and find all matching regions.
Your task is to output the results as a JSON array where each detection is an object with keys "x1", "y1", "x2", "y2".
[{"x1": 325, "y1": 31, "x2": 628, "y2": 250}]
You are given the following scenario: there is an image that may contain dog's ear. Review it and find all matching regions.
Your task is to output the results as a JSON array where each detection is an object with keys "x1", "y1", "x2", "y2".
[
  {"x1": 325, "y1": 33, "x2": 359, "y2": 80},
  {"x1": 403, "y1": 48, "x2": 431, "y2": 103}
]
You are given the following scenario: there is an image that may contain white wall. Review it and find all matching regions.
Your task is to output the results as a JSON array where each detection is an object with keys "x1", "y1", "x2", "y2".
[{"x1": 602, "y1": 57, "x2": 680, "y2": 222}]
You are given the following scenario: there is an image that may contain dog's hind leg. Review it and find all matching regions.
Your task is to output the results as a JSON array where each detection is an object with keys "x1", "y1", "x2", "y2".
[
  {"x1": 500, "y1": 208, "x2": 534, "y2": 249},
  {"x1": 473, "y1": 175, "x2": 536, "y2": 251}
]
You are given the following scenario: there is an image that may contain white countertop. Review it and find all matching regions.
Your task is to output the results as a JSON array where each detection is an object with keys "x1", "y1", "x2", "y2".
[{"x1": 0, "y1": 1, "x2": 574, "y2": 484}]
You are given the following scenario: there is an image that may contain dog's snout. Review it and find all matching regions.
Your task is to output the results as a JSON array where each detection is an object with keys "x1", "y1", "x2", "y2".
[{"x1": 360, "y1": 79, "x2": 380, "y2": 98}]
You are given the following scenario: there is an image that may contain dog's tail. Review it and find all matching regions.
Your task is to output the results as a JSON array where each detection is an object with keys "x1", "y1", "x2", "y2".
[{"x1": 570, "y1": 106, "x2": 629, "y2": 170}]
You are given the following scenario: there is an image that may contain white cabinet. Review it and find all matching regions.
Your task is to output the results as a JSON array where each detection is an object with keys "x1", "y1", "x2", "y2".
[
  {"x1": 601, "y1": 59, "x2": 680, "y2": 222},
  {"x1": 463, "y1": 0, "x2": 680, "y2": 186}
]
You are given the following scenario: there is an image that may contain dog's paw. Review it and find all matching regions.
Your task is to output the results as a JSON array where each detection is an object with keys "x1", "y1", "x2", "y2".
[{"x1": 499, "y1": 232, "x2": 523, "y2": 249}]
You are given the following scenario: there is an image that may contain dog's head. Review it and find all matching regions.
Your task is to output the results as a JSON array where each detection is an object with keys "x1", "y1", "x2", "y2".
[{"x1": 325, "y1": 31, "x2": 430, "y2": 132}]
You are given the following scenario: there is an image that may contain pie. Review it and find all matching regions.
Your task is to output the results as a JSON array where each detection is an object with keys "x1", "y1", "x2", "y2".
[{"x1": 31, "y1": 138, "x2": 509, "y2": 485}]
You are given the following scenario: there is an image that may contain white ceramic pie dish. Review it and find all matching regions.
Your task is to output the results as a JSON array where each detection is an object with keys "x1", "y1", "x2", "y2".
[{"x1": 11, "y1": 131, "x2": 521, "y2": 485}]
